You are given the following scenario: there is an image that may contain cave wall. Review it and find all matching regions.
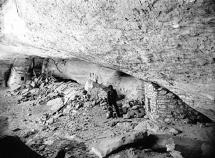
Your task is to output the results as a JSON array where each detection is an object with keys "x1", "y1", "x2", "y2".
[{"x1": 44, "y1": 58, "x2": 145, "y2": 99}]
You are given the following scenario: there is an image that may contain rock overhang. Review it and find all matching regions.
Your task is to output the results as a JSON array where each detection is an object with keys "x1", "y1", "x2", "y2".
[{"x1": 0, "y1": 0, "x2": 215, "y2": 121}]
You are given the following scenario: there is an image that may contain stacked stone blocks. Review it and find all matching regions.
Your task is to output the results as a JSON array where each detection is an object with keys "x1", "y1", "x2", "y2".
[{"x1": 144, "y1": 81, "x2": 211, "y2": 124}]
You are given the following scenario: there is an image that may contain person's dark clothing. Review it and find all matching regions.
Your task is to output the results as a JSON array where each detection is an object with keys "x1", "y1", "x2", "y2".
[{"x1": 107, "y1": 86, "x2": 120, "y2": 117}]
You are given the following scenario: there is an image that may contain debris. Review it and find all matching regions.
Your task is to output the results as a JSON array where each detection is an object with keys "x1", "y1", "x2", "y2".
[
  {"x1": 43, "y1": 139, "x2": 54, "y2": 146},
  {"x1": 23, "y1": 129, "x2": 38, "y2": 139}
]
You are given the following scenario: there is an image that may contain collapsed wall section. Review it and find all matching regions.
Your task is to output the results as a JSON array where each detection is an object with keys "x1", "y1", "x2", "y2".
[
  {"x1": 6, "y1": 56, "x2": 44, "y2": 89},
  {"x1": 7, "y1": 58, "x2": 31, "y2": 89}
]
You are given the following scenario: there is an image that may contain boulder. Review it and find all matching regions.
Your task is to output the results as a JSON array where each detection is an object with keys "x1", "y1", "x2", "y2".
[
  {"x1": 168, "y1": 128, "x2": 181, "y2": 135},
  {"x1": 134, "y1": 121, "x2": 148, "y2": 131},
  {"x1": 63, "y1": 106, "x2": 71, "y2": 114},
  {"x1": 116, "y1": 122, "x2": 133, "y2": 130},
  {"x1": 91, "y1": 131, "x2": 147, "y2": 158},
  {"x1": 84, "y1": 79, "x2": 95, "y2": 92},
  {"x1": 134, "y1": 120, "x2": 181, "y2": 136},
  {"x1": 46, "y1": 97, "x2": 64, "y2": 111}
]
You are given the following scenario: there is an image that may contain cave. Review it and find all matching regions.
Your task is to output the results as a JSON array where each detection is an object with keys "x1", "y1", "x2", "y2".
[{"x1": 0, "y1": 0, "x2": 215, "y2": 158}]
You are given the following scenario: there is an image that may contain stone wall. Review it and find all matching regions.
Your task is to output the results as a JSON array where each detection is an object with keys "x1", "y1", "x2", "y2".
[
  {"x1": 144, "y1": 82, "x2": 158, "y2": 121},
  {"x1": 7, "y1": 58, "x2": 32, "y2": 89},
  {"x1": 0, "y1": 60, "x2": 13, "y2": 88},
  {"x1": 0, "y1": 71, "x2": 5, "y2": 87},
  {"x1": 7, "y1": 67, "x2": 27, "y2": 89},
  {"x1": 144, "y1": 82, "x2": 212, "y2": 124}
]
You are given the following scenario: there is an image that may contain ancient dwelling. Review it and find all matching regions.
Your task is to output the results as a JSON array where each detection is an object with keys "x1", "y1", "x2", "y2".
[
  {"x1": 0, "y1": 60, "x2": 12, "y2": 88},
  {"x1": 0, "y1": 71, "x2": 5, "y2": 87},
  {"x1": 4, "y1": 56, "x2": 213, "y2": 124},
  {"x1": 6, "y1": 57, "x2": 44, "y2": 89},
  {"x1": 144, "y1": 82, "x2": 211, "y2": 124},
  {"x1": 7, "y1": 58, "x2": 31, "y2": 89}
]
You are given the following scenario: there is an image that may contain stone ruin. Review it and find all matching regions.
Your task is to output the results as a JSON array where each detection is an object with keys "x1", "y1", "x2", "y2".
[
  {"x1": 2, "y1": 57, "x2": 212, "y2": 124},
  {"x1": 144, "y1": 82, "x2": 211, "y2": 124}
]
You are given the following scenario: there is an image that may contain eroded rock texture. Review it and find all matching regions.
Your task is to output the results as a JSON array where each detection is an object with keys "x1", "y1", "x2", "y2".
[{"x1": 0, "y1": 0, "x2": 215, "y2": 120}]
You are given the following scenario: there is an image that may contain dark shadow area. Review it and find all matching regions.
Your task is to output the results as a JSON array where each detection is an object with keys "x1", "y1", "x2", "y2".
[
  {"x1": 105, "y1": 134, "x2": 165, "y2": 158},
  {"x1": 115, "y1": 71, "x2": 131, "y2": 77},
  {"x1": 53, "y1": 75, "x2": 78, "y2": 83},
  {"x1": 105, "y1": 134, "x2": 215, "y2": 158},
  {"x1": 117, "y1": 94, "x2": 125, "y2": 101},
  {"x1": 0, "y1": 136, "x2": 42, "y2": 158},
  {"x1": 0, "y1": 116, "x2": 8, "y2": 136}
]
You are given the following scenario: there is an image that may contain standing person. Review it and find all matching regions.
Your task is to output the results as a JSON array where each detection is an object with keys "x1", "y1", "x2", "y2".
[{"x1": 106, "y1": 85, "x2": 121, "y2": 118}]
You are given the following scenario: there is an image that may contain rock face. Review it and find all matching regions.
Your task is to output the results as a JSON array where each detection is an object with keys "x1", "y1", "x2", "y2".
[
  {"x1": 0, "y1": 1, "x2": 215, "y2": 120},
  {"x1": 44, "y1": 58, "x2": 145, "y2": 100},
  {"x1": 44, "y1": 58, "x2": 212, "y2": 123}
]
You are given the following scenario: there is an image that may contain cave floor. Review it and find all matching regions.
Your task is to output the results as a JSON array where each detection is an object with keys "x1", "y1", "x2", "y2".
[{"x1": 0, "y1": 88, "x2": 214, "y2": 158}]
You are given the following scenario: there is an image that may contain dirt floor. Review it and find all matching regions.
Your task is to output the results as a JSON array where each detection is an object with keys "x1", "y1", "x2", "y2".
[{"x1": 0, "y1": 87, "x2": 215, "y2": 158}]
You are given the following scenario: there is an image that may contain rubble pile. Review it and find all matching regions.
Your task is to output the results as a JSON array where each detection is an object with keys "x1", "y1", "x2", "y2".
[
  {"x1": 121, "y1": 99, "x2": 145, "y2": 119},
  {"x1": 7, "y1": 74, "x2": 107, "y2": 120},
  {"x1": 8, "y1": 74, "x2": 56, "y2": 102},
  {"x1": 8, "y1": 73, "x2": 146, "y2": 121},
  {"x1": 97, "y1": 97, "x2": 146, "y2": 119}
]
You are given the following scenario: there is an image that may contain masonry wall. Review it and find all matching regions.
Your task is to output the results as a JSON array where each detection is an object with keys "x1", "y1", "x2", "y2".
[
  {"x1": 0, "y1": 60, "x2": 12, "y2": 88},
  {"x1": 7, "y1": 58, "x2": 32, "y2": 89},
  {"x1": 144, "y1": 82, "x2": 159, "y2": 121},
  {"x1": 144, "y1": 82, "x2": 212, "y2": 124},
  {"x1": 0, "y1": 71, "x2": 5, "y2": 87}
]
